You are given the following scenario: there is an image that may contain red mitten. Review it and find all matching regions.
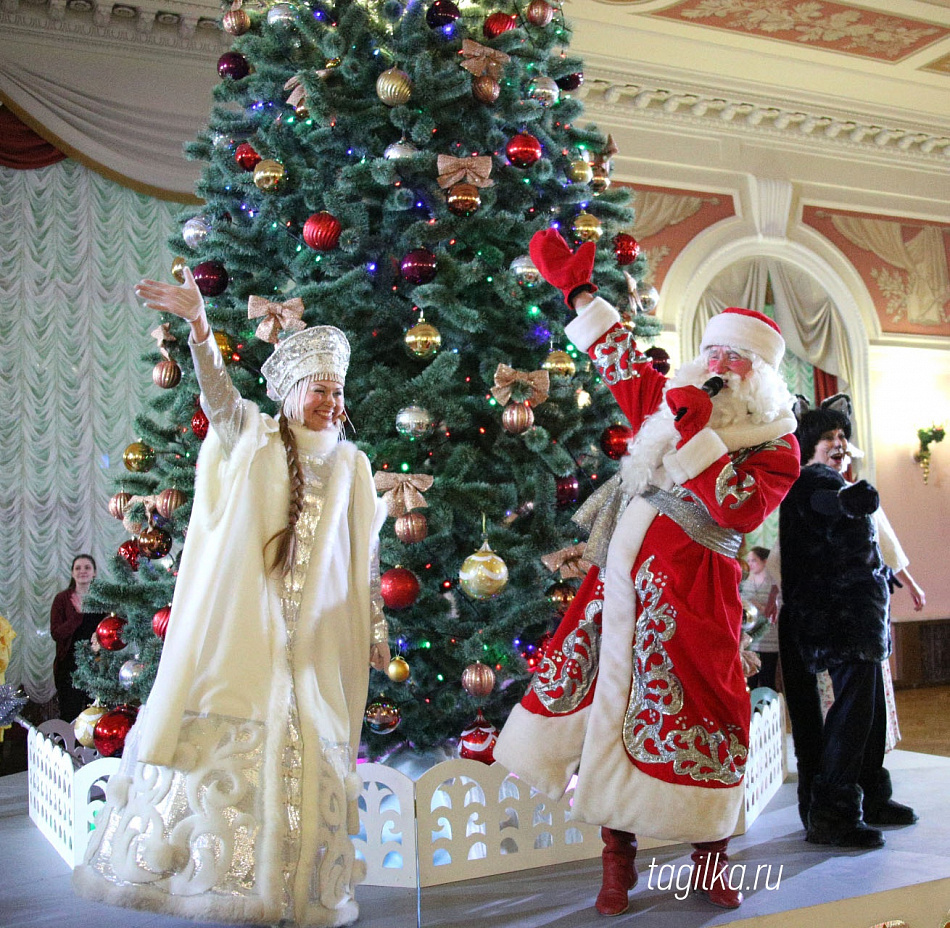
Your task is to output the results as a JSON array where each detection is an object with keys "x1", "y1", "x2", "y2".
[
  {"x1": 666, "y1": 385, "x2": 713, "y2": 447},
  {"x1": 529, "y1": 228, "x2": 598, "y2": 307}
]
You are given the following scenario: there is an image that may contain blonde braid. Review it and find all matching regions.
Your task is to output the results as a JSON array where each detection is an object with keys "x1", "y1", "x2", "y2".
[{"x1": 265, "y1": 413, "x2": 306, "y2": 574}]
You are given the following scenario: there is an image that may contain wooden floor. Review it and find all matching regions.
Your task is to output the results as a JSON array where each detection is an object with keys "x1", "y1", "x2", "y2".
[{"x1": 892, "y1": 685, "x2": 950, "y2": 757}]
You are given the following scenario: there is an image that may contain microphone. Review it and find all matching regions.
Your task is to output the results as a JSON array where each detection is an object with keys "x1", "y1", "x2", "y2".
[{"x1": 674, "y1": 376, "x2": 725, "y2": 421}]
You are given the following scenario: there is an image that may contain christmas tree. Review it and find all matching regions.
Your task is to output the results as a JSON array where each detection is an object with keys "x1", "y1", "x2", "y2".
[{"x1": 74, "y1": 0, "x2": 659, "y2": 759}]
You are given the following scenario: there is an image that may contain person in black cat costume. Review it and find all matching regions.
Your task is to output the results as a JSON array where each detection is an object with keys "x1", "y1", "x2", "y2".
[{"x1": 778, "y1": 396, "x2": 917, "y2": 849}]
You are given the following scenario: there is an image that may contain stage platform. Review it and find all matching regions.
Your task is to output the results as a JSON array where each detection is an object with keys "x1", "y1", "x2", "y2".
[{"x1": 1, "y1": 744, "x2": 948, "y2": 928}]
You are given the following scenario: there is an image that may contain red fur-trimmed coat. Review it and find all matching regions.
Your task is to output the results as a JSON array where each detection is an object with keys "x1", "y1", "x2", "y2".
[{"x1": 495, "y1": 297, "x2": 799, "y2": 842}]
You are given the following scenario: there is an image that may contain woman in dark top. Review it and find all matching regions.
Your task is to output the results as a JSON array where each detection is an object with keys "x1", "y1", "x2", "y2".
[{"x1": 50, "y1": 554, "x2": 104, "y2": 721}]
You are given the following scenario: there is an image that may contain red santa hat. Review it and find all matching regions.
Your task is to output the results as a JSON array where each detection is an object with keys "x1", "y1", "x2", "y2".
[{"x1": 700, "y1": 307, "x2": 785, "y2": 369}]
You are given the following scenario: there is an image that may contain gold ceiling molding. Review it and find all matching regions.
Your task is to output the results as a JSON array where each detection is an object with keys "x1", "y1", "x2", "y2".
[{"x1": 575, "y1": 71, "x2": 950, "y2": 162}]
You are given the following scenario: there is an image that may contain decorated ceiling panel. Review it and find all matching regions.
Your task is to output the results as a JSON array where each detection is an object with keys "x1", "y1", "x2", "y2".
[{"x1": 647, "y1": 0, "x2": 947, "y2": 62}]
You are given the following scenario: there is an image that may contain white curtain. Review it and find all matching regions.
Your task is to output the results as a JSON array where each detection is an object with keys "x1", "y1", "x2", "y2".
[
  {"x1": 693, "y1": 257, "x2": 853, "y2": 392},
  {"x1": 0, "y1": 159, "x2": 178, "y2": 701},
  {"x1": 632, "y1": 190, "x2": 705, "y2": 240}
]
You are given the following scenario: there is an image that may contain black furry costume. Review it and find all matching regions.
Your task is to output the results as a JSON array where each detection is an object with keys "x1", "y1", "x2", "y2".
[
  {"x1": 779, "y1": 462, "x2": 890, "y2": 672},
  {"x1": 777, "y1": 397, "x2": 915, "y2": 848}
]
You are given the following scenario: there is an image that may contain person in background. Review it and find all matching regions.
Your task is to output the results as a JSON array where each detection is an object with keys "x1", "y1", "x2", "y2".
[
  {"x1": 740, "y1": 546, "x2": 779, "y2": 691},
  {"x1": 495, "y1": 228, "x2": 800, "y2": 914},
  {"x1": 74, "y1": 268, "x2": 388, "y2": 928},
  {"x1": 778, "y1": 396, "x2": 918, "y2": 851},
  {"x1": 50, "y1": 554, "x2": 104, "y2": 723}
]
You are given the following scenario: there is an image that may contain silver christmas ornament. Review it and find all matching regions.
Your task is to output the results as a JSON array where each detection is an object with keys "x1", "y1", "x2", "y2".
[
  {"x1": 267, "y1": 3, "x2": 295, "y2": 26},
  {"x1": 528, "y1": 76, "x2": 559, "y2": 108},
  {"x1": 119, "y1": 659, "x2": 146, "y2": 690},
  {"x1": 182, "y1": 216, "x2": 211, "y2": 249},
  {"x1": 509, "y1": 254, "x2": 541, "y2": 287},
  {"x1": 395, "y1": 405, "x2": 434, "y2": 439},
  {"x1": 384, "y1": 140, "x2": 419, "y2": 160}
]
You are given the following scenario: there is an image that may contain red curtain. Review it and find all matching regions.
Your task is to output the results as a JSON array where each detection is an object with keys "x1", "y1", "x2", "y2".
[
  {"x1": 0, "y1": 106, "x2": 66, "y2": 169},
  {"x1": 813, "y1": 367, "x2": 838, "y2": 403}
]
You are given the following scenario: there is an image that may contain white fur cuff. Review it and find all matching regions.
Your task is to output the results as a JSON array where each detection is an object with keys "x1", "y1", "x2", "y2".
[
  {"x1": 662, "y1": 428, "x2": 728, "y2": 484},
  {"x1": 564, "y1": 297, "x2": 621, "y2": 352}
]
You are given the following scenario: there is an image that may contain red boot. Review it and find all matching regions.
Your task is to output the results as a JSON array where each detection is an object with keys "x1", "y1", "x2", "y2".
[
  {"x1": 595, "y1": 827, "x2": 638, "y2": 916},
  {"x1": 690, "y1": 839, "x2": 743, "y2": 909}
]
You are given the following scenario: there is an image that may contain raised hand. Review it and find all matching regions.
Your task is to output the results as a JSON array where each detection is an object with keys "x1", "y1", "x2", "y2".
[
  {"x1": 529, "y1": 227, "x2": 598, "y2": 307},
  {"x1": 135, "y1": 266, "x2": 208, "y2": 337}
]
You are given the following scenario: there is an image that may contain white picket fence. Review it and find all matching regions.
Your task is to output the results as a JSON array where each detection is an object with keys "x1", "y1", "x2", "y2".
[{"x1": 28, "y1": 690, "x2": 786, "y2": 885}]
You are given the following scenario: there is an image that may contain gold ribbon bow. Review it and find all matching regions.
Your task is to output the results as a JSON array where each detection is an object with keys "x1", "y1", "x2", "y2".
[
  {"x1": 491, "y1": 364, "x2": 549, "y2": 407},
  {"x1": 121, "y1": 494, "x2": 161, "y2": 534},
  {"x1": 248, "y1": 295, "x2": 306, "y2": 344},
  {"x1": 459, "y1": 40, "x2": 511, "y2": 80},
  {"x1": 374, "y1": 472, "x2": 435, "y2": 518},
  {"x1": 436, "y1": 154, "x2": 494, "y2": 190},
  {"x1": 541, "y1": 543, "x2": 591, "y2": 580},
  {"x1": 151, "y1": 323, "x2": 176, "y2": 361},
  {"x1": 284, "y1": 74, "x2": 307, "y2": 110}
]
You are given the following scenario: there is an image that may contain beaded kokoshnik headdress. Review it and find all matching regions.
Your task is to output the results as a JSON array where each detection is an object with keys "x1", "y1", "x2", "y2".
[{"x1": 260, "y1": 324, "x2": 351, "y2": 403}]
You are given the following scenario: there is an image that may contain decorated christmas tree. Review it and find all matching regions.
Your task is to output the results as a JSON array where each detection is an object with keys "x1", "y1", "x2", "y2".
[{"x1": 74, "y1": 0, "x2": 659, "y2": 760}]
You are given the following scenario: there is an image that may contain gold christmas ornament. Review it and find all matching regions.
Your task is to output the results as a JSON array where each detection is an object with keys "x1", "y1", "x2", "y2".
[
  {"x1": 387, "y1": 655, "x2": 411, "y2": 683},
  {"x1": 376, "y1": 68, "x2": 412, "y2": 107},
  {"x1": 446, "y1": 182, "x2": 482, "y2": 216},
  {"x1": 459, "y1": 540, "x2": 509, "y2": 600},
  {"x1": 472, "y1": 75, "x2": 500, "y2": 104},
  {"x1": 546, "y1": 580, "x2": 577, "y2": 616},
  {"x1": 395, "y1": 511, "x2": 428, "y2": 544},
  {"x1": 213, "y1": 330, "x2": 234, "y2": 361},
  {"x1": 152, "y1": 358, "x2": 182, "y2": 389},
  {"x1": 171, "y1": 256, "x2": 186, "y2": 283},
  {"x1": 542, "y1": 349, "x2": 576, "y2": 378},
  {"x1": 567, "y1": 159, "x2": 593, "y2": 184},
  {"x1": 573, "y1": 211, "x2": 603, "y2": 242},
  {"x1": 222, "y1": 8, "x2": 251, "y2": 35},
  {"x1": 404, "y1": 319, "x2": 442, "y2": 359},
  {"x1": 123, "y1": 441, "x2": 156, "y2": 473},
  {"x1": 461, "y1": 661, "x2": 496, "y2": 697},
  {"x1": 502, "y1": 401, "x2": 534, "y2": 435},
  {"x1": 74, "y1": 704, "x2": 109, "y2": 747},
  {"x1": 253, "y1": 159, "x2": 286, "y2": 191},
  {"x1": 590, "y1": 164, "x2": 611, "y2": 193}
]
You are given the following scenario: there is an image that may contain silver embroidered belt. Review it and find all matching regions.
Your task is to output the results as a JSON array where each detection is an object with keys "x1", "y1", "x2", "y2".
[{"x1": 641, "y1": 484, "x2": 742, "y2": 558}]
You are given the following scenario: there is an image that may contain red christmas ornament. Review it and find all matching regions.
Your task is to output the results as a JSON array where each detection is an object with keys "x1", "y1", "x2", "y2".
[
  {"x1": 506, "y1": 133, "x2": 542, "y2": 167},
  {"x1": 93, "y1": 705, "x2": 138, "y2": 757},
  {"x1": 152, "y1": 605, "x2": 172, "y2": 640},
  {"x1": 95, "y1": 614, "x2": 127, "y2": 651},
  {"x1": 157, "y1": 487, "x2": 186, "y2": 519},
  {"x1": 613, "y1": 232, "x2": 641, "y2": 266},
  {"x1": 526, "y1": 0, "x2": 554, "y2": 26},
  {"x1": 644, "y1": 346, "x2": 671, "y2": 376},
  {"x1": 395, "y1": 511, "x2": 428, "y2": 544},
  {"x1": 303, "y1": 211, "x2": 342, "y2": 251},
  {"x1": 426, "y1": 0, "x2": 460, "y2": 27},
  {"x1": 380, "y1": 567, "x2": 420, "y2": 609},
  {"x1": 461, "y1": 661, "x2": 496, "y2": 698},
  {"x1": 556, "y1": 72, "x2": 584, "y2": 92},
  {"x1": 235, "y1": 142, "x2": 262, "y2": 172},
  {"x1": 108, "y1": 491, "x2": 131, "y2": 520},
  {"x1": 152, "y1": 358, "x2": 182, "y2": 389},
  {"x1": 118, "y1": 539, "x2": 141, "y2": 571},
  {"x1": 399, "y1": 248, "x2": 438, "y2": 285},
  {"x1": 555, "y1": 474, "x2": 579, "y2": 508},
  {"x1": 192, "y1": 261, "x2": 229, "y2": 297},
  {"x1": 217, "y1": 51, "x2": 250, "y2": 80},
  {"x1": 138, "y1": 526, "x2": 172, "y2": 559},
  {"x1": 600, "y1": 424, "x2": 634, "y2": 460},
  {"x1": 502, "y1": 401, "x2": 534, "y2": 435},
  {"x1": 483, "y1": 11, "x2": 516, "y2": 38},
  {"x1": 459, "y1": 709, "x2": 498, "y2": 764},
  {"x1": 192, "y1": 407, "x2": 209, "y2": 440}
]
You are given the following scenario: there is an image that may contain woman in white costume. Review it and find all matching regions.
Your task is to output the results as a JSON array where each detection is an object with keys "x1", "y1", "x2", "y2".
[{"x1": 73, "y1": 268, "x2": 389, "y2": 928}]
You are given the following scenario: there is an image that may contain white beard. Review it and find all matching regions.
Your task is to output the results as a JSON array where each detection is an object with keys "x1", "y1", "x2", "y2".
[{"x1": 619, "y1": 356, "x2": 793, "y2": 497}]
